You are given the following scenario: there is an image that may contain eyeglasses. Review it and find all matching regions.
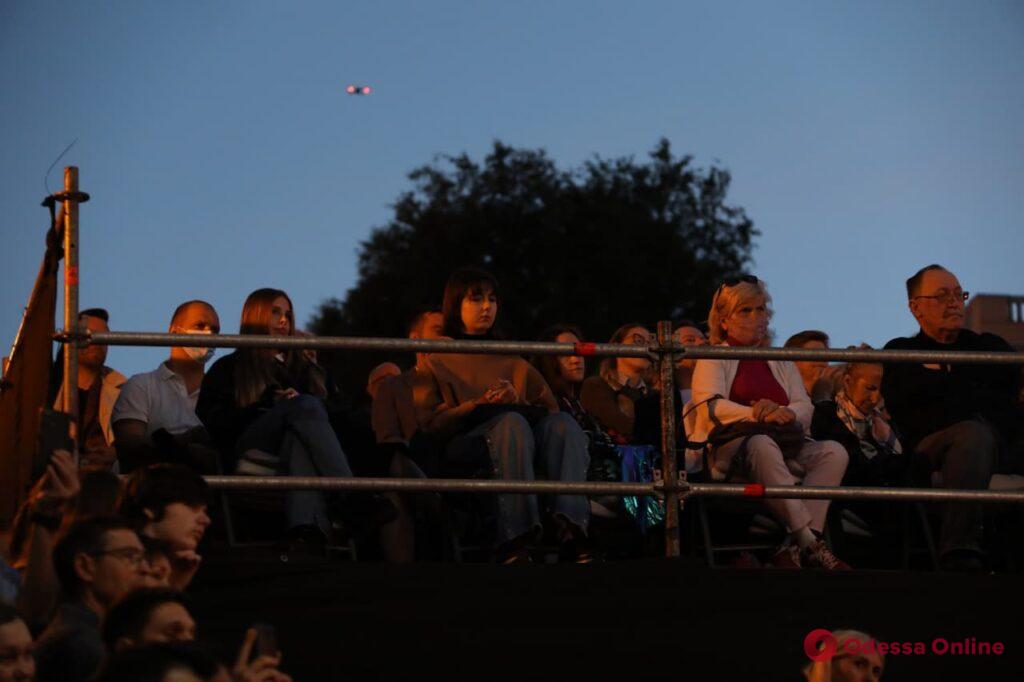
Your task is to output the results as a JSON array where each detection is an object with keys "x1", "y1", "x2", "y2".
[
  {"x1": 89, "y1": 547, "x2": 146, "y2": 567},
  {"x1": 913, "y1": 290, "x2": 969, "y2": 305}
]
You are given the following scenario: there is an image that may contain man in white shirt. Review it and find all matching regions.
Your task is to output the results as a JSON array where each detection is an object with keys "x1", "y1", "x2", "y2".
[{"x1": 112, "y1": 301, "x2": 221, "y2": 472}]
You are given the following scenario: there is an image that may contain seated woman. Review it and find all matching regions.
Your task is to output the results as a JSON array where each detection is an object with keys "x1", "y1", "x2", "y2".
[
  {"x1": 684, "y1": 276, "x2": 850, "y2": 570},
  {"x1": 579, "y1": 323, "x2": 660, "y2": 446},
  {"x1": 418, "y1": 269, "x2": 591, "y2": 563},
  {"x1": 533, "y1": 325, "x2": 620, "y2": 516},
  {"x1": 196, "y1": 288, "x2": 392, "y2": 549}
]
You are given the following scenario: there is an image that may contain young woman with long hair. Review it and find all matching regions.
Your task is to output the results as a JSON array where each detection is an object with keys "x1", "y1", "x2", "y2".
[
  {"x1": 420, "y1": 268, "x2": 591, "y2": 562},
  {"x1": 196, "y1": 288, "x2": 393, "y2": 549},
  {"x1": 533, "y1": 325, "x2": 621, "y2": 518}
]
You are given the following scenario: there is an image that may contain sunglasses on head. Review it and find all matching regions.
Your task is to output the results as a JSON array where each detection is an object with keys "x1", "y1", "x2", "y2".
[{"x1": 716, "y1": 275, "x2": 759, "y2": 297}]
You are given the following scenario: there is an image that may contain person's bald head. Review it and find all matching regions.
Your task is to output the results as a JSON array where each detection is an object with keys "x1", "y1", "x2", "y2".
[
  {"x1": 168, "y1": 301, "x2": 220, "y2": 363},
  {"x1": 169, "y1": 301, "x2": 218, "y2": 331}
]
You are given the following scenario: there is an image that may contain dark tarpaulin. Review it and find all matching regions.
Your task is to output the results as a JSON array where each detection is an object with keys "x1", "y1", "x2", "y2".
[{"x1": 0, "y1": 211, "x2": 62, "y2": 527}]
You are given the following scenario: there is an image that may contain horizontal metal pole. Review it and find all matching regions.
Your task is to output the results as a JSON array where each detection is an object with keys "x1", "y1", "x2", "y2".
[
  {"x1": 78, "y1": 332, "x2": 653, "y2": 358},
  {"x1": 202, "y1": 476, "x2": 1024, "y2": 505},
  {"x1": 687, "y1": 483, "x2": 1024, "y2": 505},
  {"x1": 204, "y1": 476, "x2": 657, "y2": 496},
  {"x1": 675, "y1": 345, "x2": 1024, "y2": 365},
  {"x1": 66, "y1": 331, "x2": 1024, "y2": 364}
]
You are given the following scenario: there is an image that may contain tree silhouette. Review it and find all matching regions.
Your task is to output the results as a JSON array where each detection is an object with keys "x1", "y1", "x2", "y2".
[{"x1": 311, "y1": 139, "x2": 757, "y2": 399}]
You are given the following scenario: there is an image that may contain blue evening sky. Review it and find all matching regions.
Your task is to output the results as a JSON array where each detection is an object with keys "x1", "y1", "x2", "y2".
[{"x1": 2, "y1": 1, "x2": 1022, "y2": 378}]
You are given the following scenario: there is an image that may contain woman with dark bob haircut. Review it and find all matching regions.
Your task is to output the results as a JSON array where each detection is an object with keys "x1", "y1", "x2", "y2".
[{"x1": 419, "y1": 268, "x2": 591, "y2": 562}]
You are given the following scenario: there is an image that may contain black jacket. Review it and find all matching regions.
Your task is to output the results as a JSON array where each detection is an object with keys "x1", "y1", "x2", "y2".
[
  {"x1": 880, "y1": 329, "x2": 1019, "y2": 452},
  {"x1": 195, "y1": 351, "x2": 334, "y2": 463}
]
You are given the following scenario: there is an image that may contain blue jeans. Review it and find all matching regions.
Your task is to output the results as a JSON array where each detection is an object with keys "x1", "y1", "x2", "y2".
[
  {"x1": 236, "y1": 395, "x2": 354, "y2": 533},
  {"x1": 449, "y1": 411, "x2": 590, "y2": 543}
]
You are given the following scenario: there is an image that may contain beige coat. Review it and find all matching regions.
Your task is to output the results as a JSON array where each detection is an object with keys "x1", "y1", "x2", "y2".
[
  {"x1": 419, "y1": 353, "x2": 558, "y2": 435},
  {"x1": 53, "y1": 366, "x2": 127, "y2": 446}
]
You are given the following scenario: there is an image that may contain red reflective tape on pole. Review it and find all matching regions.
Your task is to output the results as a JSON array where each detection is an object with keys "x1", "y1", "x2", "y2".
[
  {"x1": 743, "y1": 484, "x2": 765, "y2": 497},
  {"x1": 66, "y1": 266, "x2": 78, "y2": 285},
  {"x1": 574, "y1": 342, "x2": 596, "y2": 357}
]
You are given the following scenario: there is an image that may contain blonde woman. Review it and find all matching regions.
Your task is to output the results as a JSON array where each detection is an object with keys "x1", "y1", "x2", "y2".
[{"x1": 685, "y1": 276, "x2": 850, "y2": 569}]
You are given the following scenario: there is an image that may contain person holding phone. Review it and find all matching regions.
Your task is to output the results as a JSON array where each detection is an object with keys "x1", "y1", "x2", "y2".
[
  {"x1": 418, "y1": 268, "x2": 590, "y2": 563},
  {"x1": 196, "y1": 288, "x2": 394, "y2": 551}
]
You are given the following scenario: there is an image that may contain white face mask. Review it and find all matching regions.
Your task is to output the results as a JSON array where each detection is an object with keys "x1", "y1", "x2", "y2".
[{"x1": 176, "y1": 328, "x2": 215, "y2": 365}]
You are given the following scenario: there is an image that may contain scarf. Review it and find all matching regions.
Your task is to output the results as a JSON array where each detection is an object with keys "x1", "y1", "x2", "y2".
[{"x1": 835, "y1": 390, "x2": 902, "y2": 460}]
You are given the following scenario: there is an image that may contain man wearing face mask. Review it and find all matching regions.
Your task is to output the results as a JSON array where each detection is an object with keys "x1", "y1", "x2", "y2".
[{"x1": 111, "y1": 301, "x2": 222, "y2": 473}]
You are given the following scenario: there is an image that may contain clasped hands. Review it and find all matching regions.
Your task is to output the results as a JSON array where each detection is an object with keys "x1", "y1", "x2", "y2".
[{"x1": 750, "y1": 399, "x2": 796, "y2": 424}]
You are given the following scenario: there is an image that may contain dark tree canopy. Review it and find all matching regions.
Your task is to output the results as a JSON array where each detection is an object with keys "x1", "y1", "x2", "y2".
[{"x1": 311, "y1": 139, "x2": 757, "y2": 398}]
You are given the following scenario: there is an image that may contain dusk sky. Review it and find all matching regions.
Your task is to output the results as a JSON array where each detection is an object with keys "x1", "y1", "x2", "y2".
[{"x1": 2, "y1": 1, "x2": 1022, "y2": 378}]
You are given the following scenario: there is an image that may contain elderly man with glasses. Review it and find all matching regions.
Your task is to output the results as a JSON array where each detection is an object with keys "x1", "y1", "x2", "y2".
[{"x1": 882, "y1": 264, "x2": 1021, "y2": 572}]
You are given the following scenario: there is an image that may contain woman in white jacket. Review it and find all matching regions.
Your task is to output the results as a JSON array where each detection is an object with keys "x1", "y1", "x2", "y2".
[{"x1": 686, "y1": 276, "x2": 850, "y2": 570}]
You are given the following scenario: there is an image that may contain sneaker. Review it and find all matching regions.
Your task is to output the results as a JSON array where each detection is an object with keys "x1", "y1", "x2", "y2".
[
  {"x1": 772, "y1": 544, "x2": 802, "y2": 569},
  {"x1": 495, "y1": 531, "x2": 535, "y2": 565},
  {"x1": 558, "y1": 534, "x2": 600, "y2": 564},
  {"x1": 801, "y1": 540, "x2": 851, "y2": 570},
  {"x1": 496, "y1": 541, "x2": 532, "y2": 565}
]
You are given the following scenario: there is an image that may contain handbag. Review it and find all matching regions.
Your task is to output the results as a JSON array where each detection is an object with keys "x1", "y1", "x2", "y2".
[
  {"x1": 706, "y1": 421, "x2": 807, "y2": 458},
  {"x1": 619, "y1": 445, "x2": 664, "y2": 532}
]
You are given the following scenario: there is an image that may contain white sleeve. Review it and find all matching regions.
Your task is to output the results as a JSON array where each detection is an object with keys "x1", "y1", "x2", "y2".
[
  {"x1": 779, "y1": 362, "x2": 813, "y2": 433},
  {"x1": 111, "y1": 375, "x2": 151, "y2": 425},
  {"x1": 691, "y1": 358, "x2": 754, "y2": 427}
]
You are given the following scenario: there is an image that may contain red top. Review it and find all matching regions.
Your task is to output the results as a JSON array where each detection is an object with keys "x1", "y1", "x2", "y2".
[{"x1": 729, "y1": 360, "x2": 789, "y2": 407}]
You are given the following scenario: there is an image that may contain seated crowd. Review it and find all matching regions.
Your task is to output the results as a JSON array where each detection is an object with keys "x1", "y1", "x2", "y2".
[{"x1": 1, "y1": 261, "x2": 1020, "y2": 657}]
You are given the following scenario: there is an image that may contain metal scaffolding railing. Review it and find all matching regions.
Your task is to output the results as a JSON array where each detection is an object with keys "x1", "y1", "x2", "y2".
[
  {"x1": 200, "y1": 476, "x2": 1024, "y2": 505},
  {"x1": 72, "y1": 330, "x2": 1024, "y2": 365},
  {"x1": 59, "y1": 324, "x2": 1024, "y2": 560},
  {"x1": 48, "y1": 166, "x2": 1024, "y2": 559}
]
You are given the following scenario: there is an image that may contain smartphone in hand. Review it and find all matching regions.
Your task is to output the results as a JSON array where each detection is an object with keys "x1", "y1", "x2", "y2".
[
  {"x1": 36, "y1": 408, "x2": 74, "y2": 479},
  {"x1": 251, "y1": 622, "x2": 277, "y2": 660}
]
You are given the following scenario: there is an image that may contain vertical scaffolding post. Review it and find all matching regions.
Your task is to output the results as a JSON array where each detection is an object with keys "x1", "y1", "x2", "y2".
[
  {"x1": 657, "y1": 320, "x2": 680, "y2": 557},
  {"x1": 61, "y1": 167, "x2": 81, "y2": 446}
]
